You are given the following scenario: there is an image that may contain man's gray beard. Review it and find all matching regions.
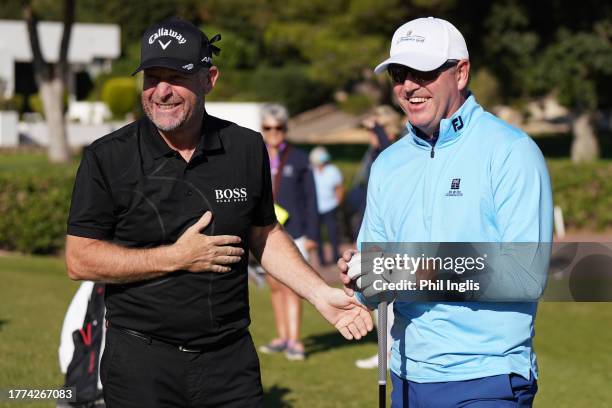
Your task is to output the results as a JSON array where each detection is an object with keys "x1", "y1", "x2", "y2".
[
  {"x1": 143, "y1": 96, "x2": 204, "y2": 132},
  {"x1": 152, "y1": 117, "x2": 184, "y2": 132},
  {"x1": 143, "y1": 105, "x2": 187, "y2": 132}
]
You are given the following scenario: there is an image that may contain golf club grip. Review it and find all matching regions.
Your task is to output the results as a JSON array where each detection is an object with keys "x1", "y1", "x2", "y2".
[{"x1": 378, "y1": 301, "x2": 388, "y2": 408}]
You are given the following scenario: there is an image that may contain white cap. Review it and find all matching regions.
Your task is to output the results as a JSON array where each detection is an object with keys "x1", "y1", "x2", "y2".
[
  {"x1": 309, "y1": 146, "x2": 330, "y2": 166},
  {"x1": 374, "y1": 17, "x2": 469, "y2": 74}
]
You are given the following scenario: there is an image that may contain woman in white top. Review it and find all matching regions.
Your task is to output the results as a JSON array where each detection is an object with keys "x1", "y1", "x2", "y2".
[{"x1": 309, "y1": 146, "x2": 344, "y2": 265}]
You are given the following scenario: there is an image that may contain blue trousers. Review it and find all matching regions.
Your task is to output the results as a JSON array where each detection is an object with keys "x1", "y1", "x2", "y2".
[{"x1": 391, "y1": 370, "x2": 537, "y2": 408}]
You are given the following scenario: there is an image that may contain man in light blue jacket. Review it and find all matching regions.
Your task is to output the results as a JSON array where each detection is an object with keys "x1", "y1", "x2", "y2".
[{"x1": 338, "y1": 17, "x2": 552, "y2": 407}]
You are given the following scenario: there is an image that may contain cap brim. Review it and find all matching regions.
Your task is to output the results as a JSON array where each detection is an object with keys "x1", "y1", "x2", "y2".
[
  {"x1": 374, "y1": 51, "x2": 447, "y2": 74},
  {"x1": 131, "y1": 57, "x2": 204, "y2": 76}
]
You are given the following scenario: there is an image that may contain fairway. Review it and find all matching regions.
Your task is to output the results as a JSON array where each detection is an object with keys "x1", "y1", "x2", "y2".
[{"x1": 0, "y1": 254, "x2": 611, "y2": 407}]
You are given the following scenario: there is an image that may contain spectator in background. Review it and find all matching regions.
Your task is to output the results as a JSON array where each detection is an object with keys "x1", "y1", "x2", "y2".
[
  {"x1": 309, "y1": 146, "x2": 344, "y2": 266},
  {"x1": 345, "y1": 106, "x2": 403, "y2": 241},
  {"x1": 356, "y1": 106, "x2": 403, "y2": 183},
  {"x1": 258, "y1": 103, "x2": 319, "y2": 361},
  {"x1": 346, "y1": 106, "x2": 402, "y2": 370}
]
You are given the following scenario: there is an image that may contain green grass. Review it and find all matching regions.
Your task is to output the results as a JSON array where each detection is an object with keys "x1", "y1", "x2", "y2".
[
  {"x1": 1, "y1": 254, "x2": 611, "y2": 407},
  {"x1": 535, "y1": 303, "x2": 612, "y2": 407},
  {"x1": 0, "y1": 151, "x2": 79, "y2": 174}
]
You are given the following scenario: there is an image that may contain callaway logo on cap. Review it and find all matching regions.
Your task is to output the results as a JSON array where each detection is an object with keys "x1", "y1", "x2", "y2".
[
  {"x1": 374, "y1": 17, "x2": 468, "y2": 73},
  {"x1": 132, "y1": 17, "x2": 221, "y2": 75}
]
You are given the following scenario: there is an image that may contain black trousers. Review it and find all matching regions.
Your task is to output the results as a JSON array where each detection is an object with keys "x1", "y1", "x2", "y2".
[
  {"x1": 101, "y1": 326, "x2": 263, "y2": 408},
  {"x1": 317, "y1": 207, "x2": 341, "y2": 264}
]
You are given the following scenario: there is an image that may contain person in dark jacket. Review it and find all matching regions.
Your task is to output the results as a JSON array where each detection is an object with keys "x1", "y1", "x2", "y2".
[
  {"x1": 345, "y1": 105, "x2": 402, "y2": 241},
  {"x1": 258, "y1": 103, "x2": 319, "y2": 361}
]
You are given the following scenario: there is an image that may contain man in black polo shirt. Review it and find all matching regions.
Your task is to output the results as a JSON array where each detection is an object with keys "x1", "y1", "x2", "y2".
[{"x1": 65, "y1": 18, "x2": 372, "y2": 408}]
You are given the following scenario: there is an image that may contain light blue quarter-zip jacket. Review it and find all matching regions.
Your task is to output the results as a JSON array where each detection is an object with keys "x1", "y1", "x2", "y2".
[{"x1": 357, "y1": 94, "x2": 553, "y2": 383}]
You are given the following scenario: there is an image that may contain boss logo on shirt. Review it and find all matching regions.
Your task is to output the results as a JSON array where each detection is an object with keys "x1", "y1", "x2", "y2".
[
  {"x1": 445, "y1": 178, "x2": 463, "y2": 197},
  {"x1": 214, "y1": 187, "x2": 248, "y2": 203}
]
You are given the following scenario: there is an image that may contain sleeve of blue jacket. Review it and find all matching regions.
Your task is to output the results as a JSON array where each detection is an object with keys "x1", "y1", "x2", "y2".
[
  {"x1": 476, "y1": 136, "x2": 554, "y2": 300},
  {"x1": 355, "y1": 159, "x2": 387, "y2": 309}
]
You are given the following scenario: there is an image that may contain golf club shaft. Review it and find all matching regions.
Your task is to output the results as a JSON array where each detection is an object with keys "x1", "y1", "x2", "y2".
[{"x1": 378, "y1": 301, "x2": 388, "y2": 408}]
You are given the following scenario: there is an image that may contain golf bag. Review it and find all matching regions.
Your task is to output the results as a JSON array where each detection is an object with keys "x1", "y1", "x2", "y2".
[{"x1": 58, "y1": 282, "x2": 106, "y2": 408}]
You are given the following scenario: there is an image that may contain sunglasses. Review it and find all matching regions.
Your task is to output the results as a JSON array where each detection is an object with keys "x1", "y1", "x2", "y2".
[
  {"x1": 262, "y1": 125, "x2": 285, "y2": 132},
  {"x1": 388, "y1": 60, "x2": 459, "y2": 84}
]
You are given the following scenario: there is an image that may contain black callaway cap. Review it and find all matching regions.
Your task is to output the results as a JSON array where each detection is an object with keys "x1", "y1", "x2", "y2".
[{"x1": 132, "y1": 17, "x2": 221, "y2": 76}]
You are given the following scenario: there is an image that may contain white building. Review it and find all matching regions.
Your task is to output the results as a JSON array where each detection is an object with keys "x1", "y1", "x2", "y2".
[
  {"x1": 0, "y1": 20, "x2": 120, "y2": 146},
  {"x1": 0, "y1": 20, "x2": 121, "y2": 98}
]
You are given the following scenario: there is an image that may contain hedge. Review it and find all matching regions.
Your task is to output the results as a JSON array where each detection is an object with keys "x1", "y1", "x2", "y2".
[
  {"x1": 101, "y1": 77, "x2": 139, "y2": 119},
  {"x1": 0, "y1": 159, "x2": 609, "y2": 254},
  {"x1": 548, "y1": 160, "x2": 612, "y2": 231},
  {"x1": 0, "y1": 167, "x2": 74, "y2": 254}
]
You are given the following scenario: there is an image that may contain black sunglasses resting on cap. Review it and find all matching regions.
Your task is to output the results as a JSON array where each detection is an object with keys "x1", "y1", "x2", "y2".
[{"x1": 388, "y1": 60, "x2": 459, "y2": 84}]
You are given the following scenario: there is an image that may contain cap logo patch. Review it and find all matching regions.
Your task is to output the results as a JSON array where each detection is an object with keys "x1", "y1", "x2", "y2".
[
  {"x1": 158, "y1": 40, "x2": 171, "y2": 50},
  {"x1": 148, "y1": 27, "x2": 187, "y2": 45},
  {"x1": 182, "y1": 63, "x2": 194, "y2": 70},
  {"x1": 397, "y1": 29, "x2": 425, "y2": 44}
]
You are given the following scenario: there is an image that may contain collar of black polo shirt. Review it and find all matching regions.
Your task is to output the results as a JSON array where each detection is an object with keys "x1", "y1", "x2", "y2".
[{"x1": 144, "y1": 112, "x2": 223, "y2": 160}]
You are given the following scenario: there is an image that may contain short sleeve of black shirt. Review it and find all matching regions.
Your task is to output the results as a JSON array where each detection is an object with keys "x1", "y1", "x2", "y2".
[
  {"x1": 67, "y1": 146, "x2": 116, "y2": 240},
  {"x1": 251, "y1": 138, "x2": 276, "y2": 226}
]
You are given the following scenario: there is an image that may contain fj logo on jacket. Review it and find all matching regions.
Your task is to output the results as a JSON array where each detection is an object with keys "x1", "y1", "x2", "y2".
[{"x1": 452, "y1": 116, "x2": 464, "y2": 132}]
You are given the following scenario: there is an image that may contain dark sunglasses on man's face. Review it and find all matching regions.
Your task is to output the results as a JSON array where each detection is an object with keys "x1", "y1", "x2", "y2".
[
  {"x1": 262, "y1": 125, "x2": 285, "y2": 132},
  {"x1": 388, "y1": 60, "x2": 459, "y2": 84}
]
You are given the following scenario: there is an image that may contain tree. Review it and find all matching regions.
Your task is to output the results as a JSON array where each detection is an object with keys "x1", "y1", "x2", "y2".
[
  {"x1": 260, "y1": 0, "x2": 410, "y2": 97},
  {"x1": 482, "y1": 2, "x2": 539, "y2": 100},
  {"x1": 481, "y1": 0, "x2": 612, "y2": 162},
  {"x1": 23, "y1": 0, "x2": 74, "y2": 163},
  {"x1": 534, "y1": 22, "x2": 612, "y2": 162}
]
